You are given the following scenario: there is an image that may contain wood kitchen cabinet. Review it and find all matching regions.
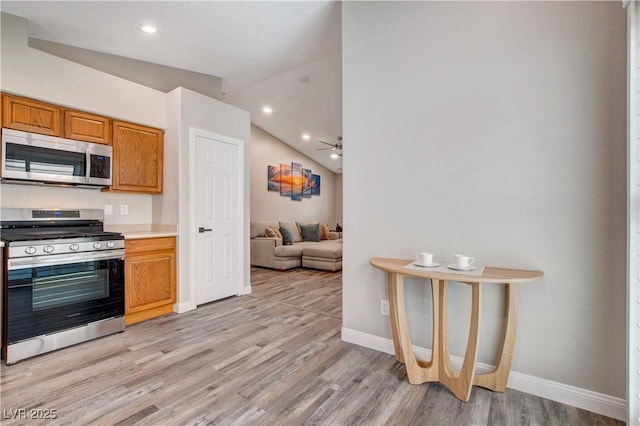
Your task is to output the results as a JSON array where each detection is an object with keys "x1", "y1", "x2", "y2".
[
  {"x1": 64, "y1": 109, "x2": 111, "y2": 145},
  {"x1": 125, "y1": 237, "x2": 176, "y2": 326},
  {"x1": 1, "y1": 94, "x2": 62, "y2": 136},
  {"x1": 111, "y1": 120, "x2": 164, "y2": 193}
]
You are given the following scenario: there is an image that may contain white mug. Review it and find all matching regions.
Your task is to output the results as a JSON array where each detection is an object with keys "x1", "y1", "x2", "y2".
[
  {"x1": 416, "y1": 252, "x2": 433, "y2": 266},
  {"x1": 454, "y1": 254, "x2": 475, "y2": 268}
]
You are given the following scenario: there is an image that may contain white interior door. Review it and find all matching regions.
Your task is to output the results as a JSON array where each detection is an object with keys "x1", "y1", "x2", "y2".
[{"x1": 195, "y1": 133, "x2": 242, "y2": 305}]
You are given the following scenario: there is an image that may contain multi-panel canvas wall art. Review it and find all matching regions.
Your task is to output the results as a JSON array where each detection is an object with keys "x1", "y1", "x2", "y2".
[{"x1": 268, "y1": 162, "x2": 321, "y2": 201}]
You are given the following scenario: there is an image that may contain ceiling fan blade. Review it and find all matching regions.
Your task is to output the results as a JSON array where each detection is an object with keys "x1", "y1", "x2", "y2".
[
  {"x1": 315, "y1": 147, "x2": 332, "y2": 151},
  {"x1": 316, "y1": 140, "x2": 336, "y2": 147}
]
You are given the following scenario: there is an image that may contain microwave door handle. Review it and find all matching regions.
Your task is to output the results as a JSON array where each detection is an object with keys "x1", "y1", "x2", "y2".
[{"x1": 85, "y1": 149, "x2": 92, "y2": 182}]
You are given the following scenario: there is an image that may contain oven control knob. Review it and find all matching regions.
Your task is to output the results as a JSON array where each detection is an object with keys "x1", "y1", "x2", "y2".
[
  {"x1": 43, "y1": 246, "x2": 54, "y2": 254},
  {"x1": 69, "y1": 244, "x2": 80, "y2": 252},
  {"x1": 106, "y1": 241, "x2": 115, "y2": 248},
  {"x1": 25, "y1": 247, "x2": 37, "y2": 255},
  {"x1": 93, "y1": 242, "x2": 103, "y2": 249}
]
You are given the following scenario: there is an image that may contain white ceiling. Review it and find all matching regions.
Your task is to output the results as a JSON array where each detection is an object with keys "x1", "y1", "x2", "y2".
[{"x1": 0, "y1": 1, "x2": 343, "y2": 172}]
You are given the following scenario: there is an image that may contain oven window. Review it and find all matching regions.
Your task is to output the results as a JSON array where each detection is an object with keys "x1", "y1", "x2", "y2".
[
  {"x1": 5, "y1": 142, "x2": 85, "y2": 176},
  {"x1": 15, "y1": 262, "x2": 110, "y2": 311}
]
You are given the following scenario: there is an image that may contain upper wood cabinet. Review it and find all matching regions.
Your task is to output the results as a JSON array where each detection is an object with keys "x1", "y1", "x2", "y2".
[
  {"x1": 112, "y1": 120, "x2": 164, "y2": 193},
  {"x1": 64, "y1": 110, "x2": 111, "y2": 145},
  {"x1": 2, "y1": 94, "x2": 62, "y2": 136}
]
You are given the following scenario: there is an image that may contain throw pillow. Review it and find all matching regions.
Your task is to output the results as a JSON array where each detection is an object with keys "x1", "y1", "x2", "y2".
[
  {"x1": 280, "y1": 227, "x2": 294, "y2": 245},
  {"x1": 319, "y1": 224, "x2": 330, "y2": 240},
  {"x1": 279, "y1": 221, "x2": 303, "y2": 243},
  {"x1": 300, "y1": 223, "x2": 320, "y2": 242},
  {"x1": 265, "y1": 227, "x2": 283, "y2": 239}
]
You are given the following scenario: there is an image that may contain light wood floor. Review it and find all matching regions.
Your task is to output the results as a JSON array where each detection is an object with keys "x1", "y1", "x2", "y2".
[{"x1": 0, "y1": 267, "x2": 623, "y2": 425}]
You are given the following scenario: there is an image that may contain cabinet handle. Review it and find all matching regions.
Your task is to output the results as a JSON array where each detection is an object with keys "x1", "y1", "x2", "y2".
[{"x1": 198, "y1": 227, "x2": 213, "y2": 233}]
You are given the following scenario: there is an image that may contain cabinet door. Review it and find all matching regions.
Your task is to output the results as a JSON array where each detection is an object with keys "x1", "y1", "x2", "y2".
[
  {"x1": 125, "y1": 249, "x2": 176, "y2": 325},
  {"x1": 112, "y1": 120, "x2": 164, "y2": 193},
  {"x1": 2, "y1": 95, "x2": 62, "y2": 136},
  {"x1": 64, "y1": 110, "x2": 111, "y2": 145}
]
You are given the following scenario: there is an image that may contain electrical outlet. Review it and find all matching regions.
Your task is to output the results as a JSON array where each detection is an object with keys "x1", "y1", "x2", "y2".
[
  {"x1": 104, "y1": 204, "x2": 113, "y2": 216},
  {"x1": 120, "y1": 204, "x2": 129, "y2": 216},
  {"x1": 380, "y1": 299, "x2": 390, "y2": 316}
]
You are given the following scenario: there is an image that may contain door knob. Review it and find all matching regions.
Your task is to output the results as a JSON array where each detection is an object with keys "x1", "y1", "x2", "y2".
[{"x1": 198, "y1": 227, "x2": 213, "y2": 233}]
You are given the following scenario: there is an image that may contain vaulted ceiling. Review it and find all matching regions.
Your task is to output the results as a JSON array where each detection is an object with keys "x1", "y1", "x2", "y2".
[{"x1": 0, "y1": 1, "x2": 343, "y2": 172}]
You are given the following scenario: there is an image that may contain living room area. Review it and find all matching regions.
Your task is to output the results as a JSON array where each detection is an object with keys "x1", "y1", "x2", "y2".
[{"x1": 249, "y1": 123, "x2": 343, "y2": 274}]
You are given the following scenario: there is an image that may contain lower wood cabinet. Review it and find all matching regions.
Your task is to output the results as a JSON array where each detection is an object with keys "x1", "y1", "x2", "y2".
[{"x1": 125, "y1": 237, "x2": 176, "y2": 326}]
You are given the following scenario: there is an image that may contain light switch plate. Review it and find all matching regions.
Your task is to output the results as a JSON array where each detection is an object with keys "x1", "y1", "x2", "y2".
[
  {"x1": 104, "y1": 204, "x2": 113, "y2": 216},
  {"x1": 120, "y1": 204, "x2": 129, "y2": 216}
]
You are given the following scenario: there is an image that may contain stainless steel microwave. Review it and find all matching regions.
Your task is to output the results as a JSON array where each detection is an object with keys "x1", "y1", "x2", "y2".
[{"x1": 1, "y1": 128, "x2": 112, "y2": 187}]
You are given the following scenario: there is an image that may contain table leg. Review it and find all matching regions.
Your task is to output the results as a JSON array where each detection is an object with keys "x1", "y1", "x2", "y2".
[
  {"x1": 438, "y1": 281, "x2": 482, "y2": 402},
  {"x1": 387, "y1": 272, "x2": 405, "y2": 364},
  {"x1": 474, "y1": 283, "x2": 517, "y2": 392},
  {"x1": 387, "y1": 272, "x2": 438, "y2": 384}
]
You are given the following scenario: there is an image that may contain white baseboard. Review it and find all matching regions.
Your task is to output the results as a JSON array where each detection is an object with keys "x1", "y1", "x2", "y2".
[
  {"x1": 341, "y1": 327, "x2": 626, "y2": 421},
  {"x1": 173, "y1": 301, "x2": 196, "y2": 314}
]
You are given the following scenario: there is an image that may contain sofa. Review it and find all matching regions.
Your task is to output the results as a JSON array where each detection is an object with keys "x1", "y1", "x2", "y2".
[{"x1": 250, "y1": 220, "x2": 342, "y2": 271}]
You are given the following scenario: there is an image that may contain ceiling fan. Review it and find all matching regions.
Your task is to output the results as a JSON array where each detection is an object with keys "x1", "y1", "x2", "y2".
[{"x1": 315, "y1": 136, "x2": 343, "y2": 158}]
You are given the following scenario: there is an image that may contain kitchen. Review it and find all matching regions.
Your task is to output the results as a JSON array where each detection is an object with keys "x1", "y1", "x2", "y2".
[{"x1": 0, "y1": 12, "x2": 252, "y2": 364}]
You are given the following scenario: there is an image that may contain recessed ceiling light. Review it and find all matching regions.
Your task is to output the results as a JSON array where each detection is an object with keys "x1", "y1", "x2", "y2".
[
  {"x1": 302, "y1": 133, "x2": 311, "y2": 141},
  {"x1": 262, "y1": 106, "x2": 273, "y2": 114},
  {"x1": 330, "y1": 152, "x2": 340, "y2": 159},
  {"x1": 139, "y1": 24, "x2": 157, "y2": 34}
]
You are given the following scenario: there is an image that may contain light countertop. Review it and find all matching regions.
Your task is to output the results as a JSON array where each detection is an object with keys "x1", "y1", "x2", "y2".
[{"x1": 104, "y1": 224, "x2": 178, "y2": 240}]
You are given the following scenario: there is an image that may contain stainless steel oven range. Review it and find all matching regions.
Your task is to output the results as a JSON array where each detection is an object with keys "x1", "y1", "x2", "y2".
[{"x1": 1, "y1": 208, "x2": 125, "y2": 364}]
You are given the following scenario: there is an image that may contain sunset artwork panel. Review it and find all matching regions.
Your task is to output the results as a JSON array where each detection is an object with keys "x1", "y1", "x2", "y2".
[
  {"x1": 291, "y1": 162, "x2": 303, "y2": 201},
  {"x1": 279, "y1": 163, "x2": 293, "y2": 196},
  {"x1": 303, "y1": 169, "x2": 313, "y2": 198},
  {"x1": 312, "y1": 174, "x2": 321, "y2": 195},
  {"x1": 267, "y1": 165, "x2": 280, "y2": 191}
]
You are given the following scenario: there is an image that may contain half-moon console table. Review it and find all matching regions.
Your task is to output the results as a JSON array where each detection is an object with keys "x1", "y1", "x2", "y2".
[{"x1": 370, "y1": 257, "x2": 543, "y2": 402}]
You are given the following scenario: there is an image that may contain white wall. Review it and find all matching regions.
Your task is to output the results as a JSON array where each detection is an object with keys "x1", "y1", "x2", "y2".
[
  {"x1": 0, "y1": 185, "x2": 152, "y2": 225},
  {"x1": 343, "y1": 0, "x2": 626, "y2": 402},
  {"x1": 0, "y1": 12, "x2": 163, "y2": 224},
  {"x1": 250, "y1": 124, "x2": 336, "y2": 225},
  {"x1": 166, "y1": 87, "x2": 251, "y2": 311}
]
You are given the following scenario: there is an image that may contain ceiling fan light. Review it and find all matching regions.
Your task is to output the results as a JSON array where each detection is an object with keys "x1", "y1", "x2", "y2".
[
  {"x1": 330, "y1": 152, "x2": 340, "y2": 159},
  {"x1": 139, "y1": 24, "x2": 157, "y2": 34}
]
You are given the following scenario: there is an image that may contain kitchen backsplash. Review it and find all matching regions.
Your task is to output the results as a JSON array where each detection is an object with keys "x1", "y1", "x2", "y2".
[{"x1": 0, "y1": 183, "x2": 152, "y2": 225}]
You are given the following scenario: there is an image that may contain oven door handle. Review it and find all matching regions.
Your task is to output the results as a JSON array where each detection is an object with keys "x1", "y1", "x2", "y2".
[{"x1": 8, "y1": 249, "x2": 125, "y2": 270}]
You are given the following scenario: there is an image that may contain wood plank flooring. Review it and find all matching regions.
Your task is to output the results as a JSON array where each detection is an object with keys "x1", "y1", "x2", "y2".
[{"x1": 0, "y1": 267, "x2": 623, "y2": 425}]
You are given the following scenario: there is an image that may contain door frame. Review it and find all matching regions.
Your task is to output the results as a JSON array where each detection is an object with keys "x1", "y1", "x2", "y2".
[{"x1": 188, "y1": 127, "x2": 245, "y2": 307}]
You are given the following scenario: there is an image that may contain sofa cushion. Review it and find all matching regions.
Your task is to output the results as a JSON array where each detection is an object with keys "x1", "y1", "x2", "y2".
[
  {"x1": 280, "y1": 227, "x2": 294, "y2": 245},
  {"x1": 274, "y1": 245, "x2": 304, "y2": 257},
  {"x1": 319, "y1": 224, "x2": 330, "y2": 240},
  {"x1": 265, "y1": 227, "x2": 283, "y2": 239},
  {"x1": 251, "y1": 220, "x2": 279, "y2": 238},
  {"x1": 300, "y1": 223, "x2": 320, "y2": 242},
  {"x1": 279, "y1": 221, "x2": 302, "y2": 243},
  {"x1": 303, "y1": 244, "x2": 343, "y2": 258}
]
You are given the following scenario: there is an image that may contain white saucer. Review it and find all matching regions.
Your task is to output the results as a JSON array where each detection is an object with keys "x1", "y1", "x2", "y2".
[
  {"x1": 414, "y1": 262, "x2": 440, "y2": 268},
  {"x1": 447, "y1": 264, "x2": 477, "y2": 271}
]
